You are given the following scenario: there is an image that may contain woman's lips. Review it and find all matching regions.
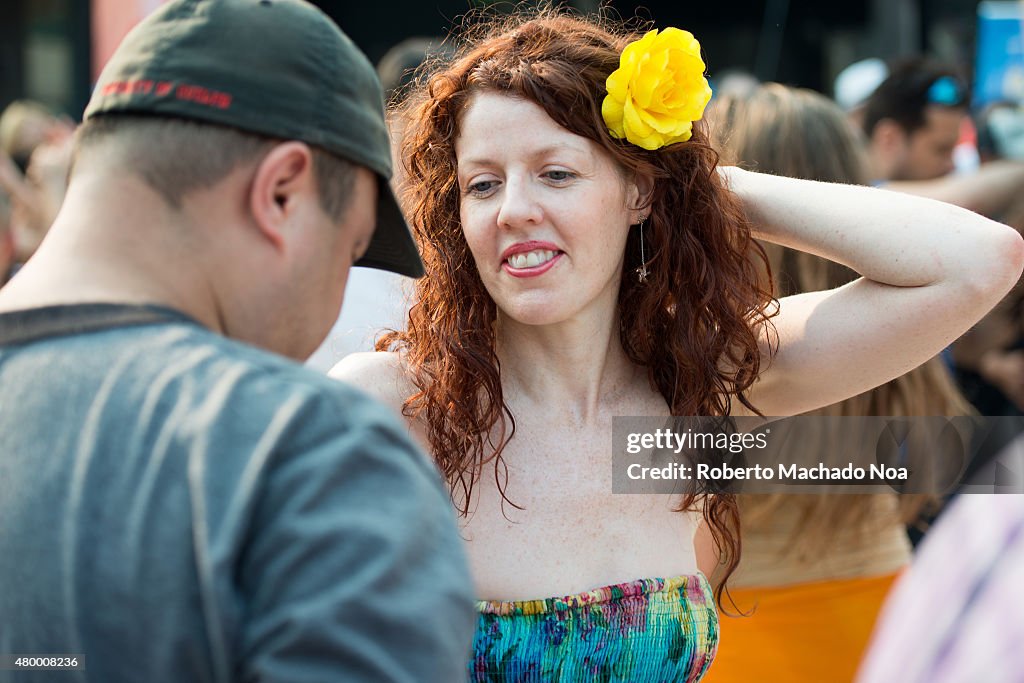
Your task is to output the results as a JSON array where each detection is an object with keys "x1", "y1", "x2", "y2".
[{"x1": 502, "y1": 251, "x2": 563, "y2": 278}]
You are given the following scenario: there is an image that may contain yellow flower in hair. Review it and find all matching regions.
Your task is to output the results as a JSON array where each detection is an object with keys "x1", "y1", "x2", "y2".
[{"x1": 602, "y1": 28, "x2": 712, "y2": 150}]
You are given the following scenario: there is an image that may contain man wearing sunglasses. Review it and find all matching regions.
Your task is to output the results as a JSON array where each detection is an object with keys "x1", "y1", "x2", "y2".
[
  {"x1": 862, "y1": 59, "x2": 970, "y2": 182},
  {"x1": 861, "y1": 58, "x2": 1024, "y2": 222}
]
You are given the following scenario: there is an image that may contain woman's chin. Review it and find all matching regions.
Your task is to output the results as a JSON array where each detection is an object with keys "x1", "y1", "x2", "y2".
[
  {"x1": 490, "y1": 282, "x2": 617, "y2": 329},
  {"x1": 496, "y1": 298, "x2": 573, "y2": 327}
]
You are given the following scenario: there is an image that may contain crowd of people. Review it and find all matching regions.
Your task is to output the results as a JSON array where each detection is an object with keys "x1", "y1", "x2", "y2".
[{"x1": 1, "y1": 1, "x2": 1023, "y2": 681}]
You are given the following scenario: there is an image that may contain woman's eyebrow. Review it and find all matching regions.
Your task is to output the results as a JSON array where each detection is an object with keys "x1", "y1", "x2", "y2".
[
  {"x1": 528, "y1": 142, "x2": 589, "y2": 160},
  {"x1": 458, "y1": 143, "x2": 589, "y2": 169}
]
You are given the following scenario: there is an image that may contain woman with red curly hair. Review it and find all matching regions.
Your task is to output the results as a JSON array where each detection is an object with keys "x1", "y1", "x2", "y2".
[{"x1": 332, "y1": 11, "x2": 1022, "y2": 682}]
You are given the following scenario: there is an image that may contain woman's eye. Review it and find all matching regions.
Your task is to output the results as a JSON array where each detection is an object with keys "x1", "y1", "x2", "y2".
[
  {"x1": 467, "y1": 180, "x2": 497, "y2": 195},
  {"x1": 545, "y1": 170, "x2": 574, "y2": 182}
]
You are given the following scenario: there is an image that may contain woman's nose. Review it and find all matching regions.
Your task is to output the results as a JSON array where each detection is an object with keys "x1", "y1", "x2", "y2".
[{"x1": 496, "y1": 177, "x2": 543, "y2": 229}]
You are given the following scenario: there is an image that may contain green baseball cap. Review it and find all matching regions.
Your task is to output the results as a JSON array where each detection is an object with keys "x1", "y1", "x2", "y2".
[{"x1": 84, "y1": 0, "x2": 424, "y2": 278}]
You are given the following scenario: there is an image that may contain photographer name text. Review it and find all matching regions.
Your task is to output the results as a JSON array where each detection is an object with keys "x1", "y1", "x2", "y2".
[{"x1": 626, "y1": 462, "x2": 909, "y2": 481}]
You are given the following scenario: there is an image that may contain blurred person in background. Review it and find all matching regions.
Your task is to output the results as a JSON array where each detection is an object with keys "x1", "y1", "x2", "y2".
[
  {"x1": 863, "y1": 58, "x2": 1024, "y2": 219},
  {"x1": 377, "y1": 36, "x2": 452, "y2": 104},
  {"x1": 710, "y1": 69, "x2": 760, "y2": 101},
  {"x1": 862, "y1": 59, "x2": 970, "y2": 183},
  {"x1": 0, "y1": 100, "x2": 74, "y2": 267},
  {"x1": 833, "y1": 57, "x2": 889, "y2": 130},
  {"x1": 857, "y1": 493, "x2": 1024, "y2": 683},
  {"x1": 0, "y1": 101, "x2": 63, "y2": 174},
  {"x1": 703, "y1": 83, "x2": 975, "y2": 683}
]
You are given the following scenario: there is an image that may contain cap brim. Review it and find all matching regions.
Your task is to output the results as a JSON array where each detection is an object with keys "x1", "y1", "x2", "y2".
[{"x1": 354, "y1": 179, "x2": 424, "y2": 278}]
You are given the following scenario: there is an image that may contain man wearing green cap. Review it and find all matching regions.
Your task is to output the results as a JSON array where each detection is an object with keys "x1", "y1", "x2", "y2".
[{"x1": 0, "y1": 1, "x2": 474, "y2": 681}]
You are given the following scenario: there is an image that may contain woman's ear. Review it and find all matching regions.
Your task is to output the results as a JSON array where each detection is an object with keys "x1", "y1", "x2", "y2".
[{"x1": 626, "y1": 171, "x2": 655, "y2": 217}]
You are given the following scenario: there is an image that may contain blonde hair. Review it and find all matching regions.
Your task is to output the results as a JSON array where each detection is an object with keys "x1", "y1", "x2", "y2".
[{"x1": 708, "y1": 83, "x2": 870, "y2": 297}]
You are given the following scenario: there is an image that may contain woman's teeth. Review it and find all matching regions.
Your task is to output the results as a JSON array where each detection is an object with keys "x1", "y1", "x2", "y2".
[{"x1": 508, "y1": 249, "x2": 556, "y2": 269}]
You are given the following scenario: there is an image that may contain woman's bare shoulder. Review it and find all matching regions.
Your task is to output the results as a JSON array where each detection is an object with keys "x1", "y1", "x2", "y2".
[{"x1": 329, "y1": 351, "x2": 415, "y2": 417}]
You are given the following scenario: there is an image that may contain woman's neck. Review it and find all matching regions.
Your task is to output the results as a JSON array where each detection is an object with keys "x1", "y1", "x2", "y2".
[{"x1": 495, "y1": 303, "x2": 641, "y2": 422}]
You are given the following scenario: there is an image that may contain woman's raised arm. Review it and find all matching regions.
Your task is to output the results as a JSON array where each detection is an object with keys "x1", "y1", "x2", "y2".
[{"x1": 722, "y1": 166, "x2": 1024, "y2": 416}]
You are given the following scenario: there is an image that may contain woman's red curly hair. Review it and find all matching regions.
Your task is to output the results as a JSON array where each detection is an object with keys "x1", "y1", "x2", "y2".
[{"x1": 377, "y1": 8, "x2": 777, "y2": 608}]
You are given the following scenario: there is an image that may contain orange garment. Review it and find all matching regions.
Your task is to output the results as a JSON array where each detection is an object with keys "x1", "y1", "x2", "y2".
[{"x1": 703, "y1": 572, "x2": 899, "y2": 683}]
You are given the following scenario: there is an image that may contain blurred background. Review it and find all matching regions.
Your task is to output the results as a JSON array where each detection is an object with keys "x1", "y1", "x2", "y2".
[{"x1": 1, "y1": 0, "x2": 1021, "y2": 121}]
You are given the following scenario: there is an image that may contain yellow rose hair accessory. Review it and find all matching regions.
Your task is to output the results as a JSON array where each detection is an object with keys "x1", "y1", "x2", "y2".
[{"x1": 601, "y1": 28, "x2": 713, "y2": 150}]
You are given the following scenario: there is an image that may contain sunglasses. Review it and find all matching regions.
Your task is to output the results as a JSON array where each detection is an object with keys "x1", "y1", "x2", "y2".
[{"x1": 926, "y1": 75, "x2": 968, "y2": 107}]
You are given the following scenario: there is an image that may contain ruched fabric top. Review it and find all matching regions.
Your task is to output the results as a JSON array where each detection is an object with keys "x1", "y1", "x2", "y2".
[{"x1": 471, "y1": 574, "x2": 719, "y2": 682}]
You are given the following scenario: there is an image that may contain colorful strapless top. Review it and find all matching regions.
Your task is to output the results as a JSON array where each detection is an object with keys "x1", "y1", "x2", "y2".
[{"x1": 470, "y1": 574, "x2": 719, "y2": 682}]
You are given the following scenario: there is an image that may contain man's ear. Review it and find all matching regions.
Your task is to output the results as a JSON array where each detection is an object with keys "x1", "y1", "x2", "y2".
[
  {"x1": 872, "y1": 118, "x2": 908, "y2": 155},
  {"x1": 248, "y1": 141, "x2": 315, "y2": 252}
]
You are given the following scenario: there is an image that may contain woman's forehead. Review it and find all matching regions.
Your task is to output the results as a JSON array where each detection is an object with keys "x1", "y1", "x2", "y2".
[{"x1": 455, "y1": 92, "x2": 597, "y2": 160}]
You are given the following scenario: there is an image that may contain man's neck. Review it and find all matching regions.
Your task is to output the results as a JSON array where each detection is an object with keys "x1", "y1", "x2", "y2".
[{"x1": 0, "y1": 173, "x2": 224, "y2": 335}]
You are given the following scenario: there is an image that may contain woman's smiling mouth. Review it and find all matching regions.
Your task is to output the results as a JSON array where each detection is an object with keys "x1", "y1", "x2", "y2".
[
  {"x1": 507, "y1": 249, "x2": 558, "y2": 269},
  {"x1": 501, "y1": 242, "x2": 564, "y2": 277}
]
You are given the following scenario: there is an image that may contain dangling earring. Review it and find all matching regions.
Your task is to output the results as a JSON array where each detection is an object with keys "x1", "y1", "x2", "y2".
[{"x1": 635, "y1": 216, "x2": 650, "y2": 283}]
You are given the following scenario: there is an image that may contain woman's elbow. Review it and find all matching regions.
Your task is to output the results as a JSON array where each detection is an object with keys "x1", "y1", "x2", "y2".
[{"x1": 967, "y1": 223, "x2": 1024, "y2": 304}]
